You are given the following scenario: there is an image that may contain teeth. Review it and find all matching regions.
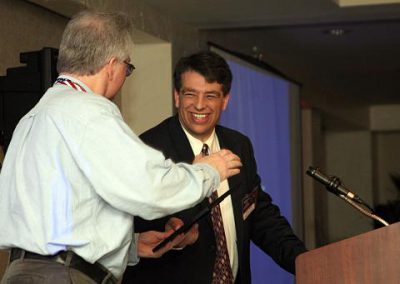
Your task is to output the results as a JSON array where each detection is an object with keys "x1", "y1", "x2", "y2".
[{"x1": 193, "y1": 114, "x2": 206, "y2": 119}]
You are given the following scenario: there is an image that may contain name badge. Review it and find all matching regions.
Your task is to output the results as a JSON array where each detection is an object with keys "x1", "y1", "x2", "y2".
[{"x1": 242, "y1": 186, "x2": 258, "y2": 220}]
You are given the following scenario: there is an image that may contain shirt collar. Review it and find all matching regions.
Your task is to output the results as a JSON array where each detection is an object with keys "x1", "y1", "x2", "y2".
[{"x1": 180, "y1": 123, "x2": 219, "y2": 155}]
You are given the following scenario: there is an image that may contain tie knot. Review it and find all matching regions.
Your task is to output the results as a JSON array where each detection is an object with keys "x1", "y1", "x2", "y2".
[{"x1": 201, "y1": 144, "x2": 210, "y2": 156}]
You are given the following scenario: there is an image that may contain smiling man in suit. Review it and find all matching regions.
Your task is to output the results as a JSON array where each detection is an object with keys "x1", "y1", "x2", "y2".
[{"x1": 122, "y1": 51, "x2": 306, "y2": 284}]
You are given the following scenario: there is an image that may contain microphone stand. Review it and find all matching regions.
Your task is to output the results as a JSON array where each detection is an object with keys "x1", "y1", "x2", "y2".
[{"x1": 307, "y1": 166, "x2": 389, "y2": 227}]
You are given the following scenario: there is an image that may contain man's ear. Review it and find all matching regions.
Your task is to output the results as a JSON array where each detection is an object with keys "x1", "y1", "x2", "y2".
[
  {"x1": 174, "y1": 89, "x2": 180, "y2": 108},
  {"x1": 222, "y1": 93, "x2": 230, "y2": 111},
  {"x1": 106, "y1": 57, "x2": 118, "y2": 81}
]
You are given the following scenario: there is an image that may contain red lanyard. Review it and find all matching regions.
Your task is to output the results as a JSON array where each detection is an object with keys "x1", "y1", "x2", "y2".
[{"x1": 54, "y1": 78, "x2": 86, "y2": 93}]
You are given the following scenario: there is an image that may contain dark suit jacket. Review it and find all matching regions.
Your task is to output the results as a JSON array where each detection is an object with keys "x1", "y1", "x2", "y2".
[{"x1": 122, "y1": 115, "x2": 306, "y2": 284}]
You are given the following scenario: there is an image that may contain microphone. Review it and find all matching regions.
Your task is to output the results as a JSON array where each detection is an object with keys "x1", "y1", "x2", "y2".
[
  {"x1": 306, "y1": 166, "x2": 363, "y2": 204},
  {"x1": 306, "y1": 166, "x2": 389, "y2": 226}
]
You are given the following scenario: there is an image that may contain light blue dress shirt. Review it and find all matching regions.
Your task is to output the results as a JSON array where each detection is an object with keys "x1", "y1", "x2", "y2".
[{"x1": 0, "y1": 76, "x2": 220, "y2": 278}]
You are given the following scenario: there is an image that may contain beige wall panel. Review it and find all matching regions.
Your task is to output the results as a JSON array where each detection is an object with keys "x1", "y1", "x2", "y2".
[
  {"x1": 121, "y1": 42, "x2": 172, "y2": 135},
  {"x1": 0, "y1": 0, "x2": 66, "y2": 76}
]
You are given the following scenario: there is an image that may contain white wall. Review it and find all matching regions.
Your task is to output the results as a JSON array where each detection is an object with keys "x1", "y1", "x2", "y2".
[{"x1": 120, "y1": 41, "x2": 173, "y2": 135}]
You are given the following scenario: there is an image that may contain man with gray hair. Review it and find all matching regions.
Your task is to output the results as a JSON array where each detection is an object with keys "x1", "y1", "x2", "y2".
[{"x1": 0, "y1": 10, "x2": 241, "y2": 284}]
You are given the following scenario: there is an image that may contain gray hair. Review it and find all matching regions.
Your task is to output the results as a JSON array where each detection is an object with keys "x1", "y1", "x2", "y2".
[{"x1": 57, "y1": 10, "x2": 134, "y2": 76}]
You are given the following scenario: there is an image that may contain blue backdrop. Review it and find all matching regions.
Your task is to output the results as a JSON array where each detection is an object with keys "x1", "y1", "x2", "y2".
[{"x1": 219, "y1": 57, "x2": 295, "y2": 284}]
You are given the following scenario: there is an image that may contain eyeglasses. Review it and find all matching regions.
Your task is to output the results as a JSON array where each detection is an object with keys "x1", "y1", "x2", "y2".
[{"x1": 123, "y1": 60, "x2": 135, "y2": 77}]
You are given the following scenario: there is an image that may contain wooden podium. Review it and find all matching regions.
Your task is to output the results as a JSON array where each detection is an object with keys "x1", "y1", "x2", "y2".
[{"x1": 296, "y1": 222, "x2": 400, "y2": 283}]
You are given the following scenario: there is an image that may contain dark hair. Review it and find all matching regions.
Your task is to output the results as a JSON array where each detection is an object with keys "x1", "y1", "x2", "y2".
[{"x1": 173, "y1": 51, "x2": 232, "y2": 95}]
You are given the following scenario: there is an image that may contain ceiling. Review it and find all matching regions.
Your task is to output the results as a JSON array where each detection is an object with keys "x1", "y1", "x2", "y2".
[{"x1": 141, "y1": 0, "x2": 400, "y2": 105}]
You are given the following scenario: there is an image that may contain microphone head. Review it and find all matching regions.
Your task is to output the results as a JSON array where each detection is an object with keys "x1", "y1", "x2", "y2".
[{"x1": 306, "y1": 166, "x2": 336, "y2": 191}]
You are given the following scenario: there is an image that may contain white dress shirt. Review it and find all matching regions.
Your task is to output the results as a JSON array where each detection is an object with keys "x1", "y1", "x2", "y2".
[
  {"x1": 0, "y1": 76, "x2": 220, "y2": 279},
  {"x1": 182, "y1": 127, "x2": 239, "y2": 279}
]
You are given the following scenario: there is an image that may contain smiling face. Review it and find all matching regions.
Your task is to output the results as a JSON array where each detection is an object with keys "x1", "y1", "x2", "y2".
[{"x1": 174, "y1": 71, "x2": 230, "y2": 142}]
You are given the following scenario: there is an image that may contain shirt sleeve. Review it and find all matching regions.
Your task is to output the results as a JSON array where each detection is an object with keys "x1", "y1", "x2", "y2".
[
  {"x1": 75, "y1": 110, "x2": 220, "y2": 220},
  {"x1": 126, "y1": 233, "x2": 140, "y2": 266}
]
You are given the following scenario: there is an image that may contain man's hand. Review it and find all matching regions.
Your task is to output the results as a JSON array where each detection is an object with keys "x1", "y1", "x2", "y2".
[
  {"x1": 137, "y1": 217, "x2": 200, "y2": 258},
  {"x1": 165, "y1": 217, "x2": 199, "y2": 249},
  {"x1": 137, "y1": 229, "x2": 185, "y2": 258},
  {"x1": 194, "y1": 149, "x2": 242, "y2": 181}
]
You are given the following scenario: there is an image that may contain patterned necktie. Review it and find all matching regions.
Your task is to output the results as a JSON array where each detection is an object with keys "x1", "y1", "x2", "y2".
[{"x1": 201, "y1": 144, "x2": 234, "y2": 283}]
